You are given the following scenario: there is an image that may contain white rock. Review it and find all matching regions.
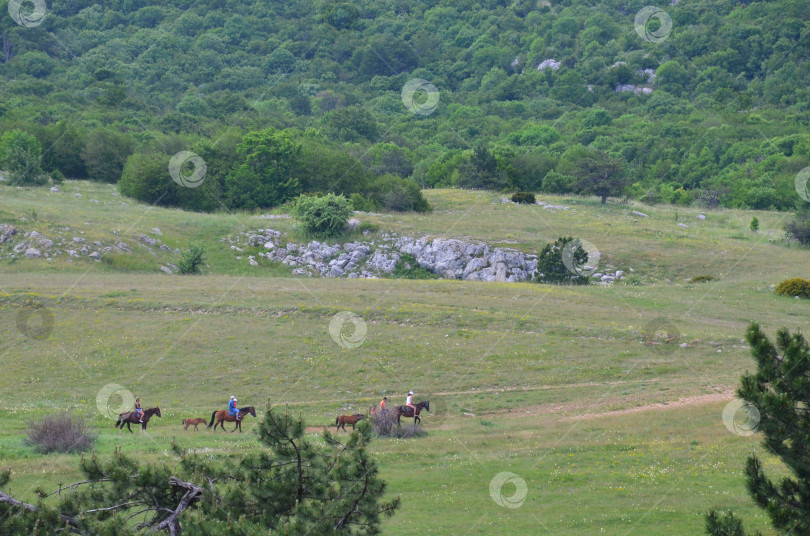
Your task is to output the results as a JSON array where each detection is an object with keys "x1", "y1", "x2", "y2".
[
  {"x1": 152, "y1": 227, "x2": 162, "y2": 235},
  {"x1": 696, "y1": 214, "x2": 706, "y2": 220},
  {"x1": 678, "y1": 223, "x2": 689, "y2": 228},
  {"x1": 160, "y1": 265, "x2": 173, "y2": 274},
  {"x1": 264, "y1": 242, "x2": 275, "y2": 250},
  {"x1": 89, "y1": 251, "x2": 100, "y2": 260},
  {"x1": 632, "y1": 211, "x2": 648, "y2": 218},
  {"x1": 50, "y1": 186, "x2": 59, "y2": 192},
  {"x1": 24, "y1": 248, "x2": 42, "y2": 258}
]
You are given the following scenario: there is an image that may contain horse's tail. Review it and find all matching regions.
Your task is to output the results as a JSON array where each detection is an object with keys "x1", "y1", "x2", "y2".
[
  {"x1": 182, "y1": 419, "x2": 186, "y2": 425},
  {"x1": 207, "y1": 411, "x2": 217, "y2": 429},
  {"x1": 335, "y1": 416, "x2": 340, "y2": 426},
  {"x1": 114, "y1": 417, "x2": 121, "y2": 428}
]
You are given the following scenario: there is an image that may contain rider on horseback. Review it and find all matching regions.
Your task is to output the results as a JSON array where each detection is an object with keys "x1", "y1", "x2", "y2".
[
  {"x1": 134, "y1": 397, "x2": 144, "y2": 423},
  {"x1": 379, "y1": 396, "x2": 388, "y2": 413},
  {"x1": 405, "y1": 391, "x2": 416, "y2": 416},
  {"x1": 228, "y1": 396, "x2": 241, "y2": 421}
]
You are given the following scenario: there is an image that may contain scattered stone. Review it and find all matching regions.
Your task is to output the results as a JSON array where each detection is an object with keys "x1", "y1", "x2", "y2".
[
  {"x1": 160, "y1": 265, "x2": 173, "y2": 274},
  {"x1": 347, "y1": 218, "x2": 360, "y2": 231},
  {"x1": 116, "y1": 242, "x2": 131, "y2": 252},
  {"x1": 632, "y1": 211, "x2": 649, "y2": 218},
  {"x1": 0, "y1": 224, "x2": 16, "y2": 244},
  {"x1": 678, "y1": 223, "x2": 689, "y2": 228},
  {"x1": 50, "y1": 186, "x2": 59, "y2": 192},
  {"x1": 89, "y1": 251, "x2": 100, "y2": 260},
  {"x1": 38, "y1": 238, "x2": 53, "y2": 249},
  {"x1": 67, "y1": 250, "x2": 79, "y2": 258},
  {"x1": 74, "y1": 193, "x2": 82, "y2": 198},
  {"x1": 73, "y1": 237, "x2": 85, "y2": 243},
  {"x1": 138, "y1": 234, "x2": 158, "y2": 247},
  {"x1": 696, "y1": 214, "x2": 706, "y2": 220},
  {"x1": 152, "y1": 227, "x2": 162, "y2": 235},
  {"x1": 24, "y1": 248, "x2": 42, "y2": 258},
  {"x1": 167, "y1": 263, "x2": 178, "y2": 272}
]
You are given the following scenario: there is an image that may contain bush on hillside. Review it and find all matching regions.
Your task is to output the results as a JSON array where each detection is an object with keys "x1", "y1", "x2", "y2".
[
  {"x1": 367, "y1": 174, "x2": 431, "y2": 212},
  {"x1": 534, "y1": 237, "x2": 590, "y2": 285},
  {"x1": 292, "y1": 193, "x2": 354, "y2": 237},
  {"x1": 0, "y1": 129, "x2": 47, "y2": 186},
  {"x1": 511, "y1": 192, "x2": 536, "y2": 204},
  {"x1": 785, "y1": 210, "x2": 810, "y2": 245},
  {"x1": 25, "y1": 412, "x2": 96, "y2": 454},
  {"x1": 178, "y1": 243, "x2": 206, "y2": 274},
  {"x1": 775, "y1": 278, "x2": 810, "y2": 299},
  {"x1": 371, "y1": 410, "x2": 427, "y2": 439}
]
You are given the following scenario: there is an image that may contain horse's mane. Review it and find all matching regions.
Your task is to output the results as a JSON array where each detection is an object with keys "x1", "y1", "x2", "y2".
[{"x1": 240, "y1": 406, "x2": 254, "y2": 412}]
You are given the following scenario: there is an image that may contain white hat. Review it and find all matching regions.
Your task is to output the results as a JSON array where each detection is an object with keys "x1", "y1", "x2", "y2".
[
  {"x1": 230, "y1": 396, "x2": 235, "y2": 400},
  {"x1": 408, "y1": 390, "x2": 413, "y2": 395}
]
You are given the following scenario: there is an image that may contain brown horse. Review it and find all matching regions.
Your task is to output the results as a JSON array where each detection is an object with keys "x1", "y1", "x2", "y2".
[
  {"x1": 116, "y1": 407, "x2": 161, "y2": 434},
  {"x1": 182, "y1": 418, "x2": 207, "y2": 431},
  {"x1": 207, "y1": 406, "x2": 256, "y2": 432},
  {"x1": 335, "y1": 414, "x2": 365, "y2": 431},
  {"x1": 394, "y1": 401, "x2": 429, "y2": 426}
]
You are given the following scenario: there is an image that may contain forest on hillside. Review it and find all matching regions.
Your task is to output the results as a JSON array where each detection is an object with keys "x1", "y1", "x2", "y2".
[{"x1": 0, "y1": 0, "x2": 809, "y2": 214}]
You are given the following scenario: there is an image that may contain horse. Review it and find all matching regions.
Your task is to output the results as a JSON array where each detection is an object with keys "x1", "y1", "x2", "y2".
[
  {"x1": 394, "y1": 401, "x2": 429, "y2": 426},
  {"x1": 207, "y1": 406, "x2": 256, "y2": 432},
  {"x1": 182, "y1": 418, "x2": 207, "y2": 431},
  {"x1": 335, "y1": 414, "x2": 365, "y2": 432},
  {"x1": 116, "y1": 407, "x2": 161, "y2": 434}
]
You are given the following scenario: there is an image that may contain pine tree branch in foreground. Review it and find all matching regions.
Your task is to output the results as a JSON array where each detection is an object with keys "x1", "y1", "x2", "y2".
[{"x1": 706, "y1": 323, "x2": 810, "y2": 536}]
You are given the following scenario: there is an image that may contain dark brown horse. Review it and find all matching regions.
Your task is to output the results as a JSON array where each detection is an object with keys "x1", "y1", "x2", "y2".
[
  {"x1": 394, "y1": 401, "x2": 429, "y2": 426},
  {"x1": 335, "y1": 414, "x2": 365, "y2": 431},
  {"x1": 207, "y1": 406, "x2": 256, "y2": 432},
  {"x1": 116, "y1": 407, "x2": 161, "y2": 434},
  {"x1": 182, "y1": 418, "x2": 207, "y2": 431}
]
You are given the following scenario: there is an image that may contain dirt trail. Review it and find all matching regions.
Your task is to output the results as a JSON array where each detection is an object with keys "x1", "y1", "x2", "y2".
[{"x1": 497, "y1": 390, "x2": 735, "y2": 421}]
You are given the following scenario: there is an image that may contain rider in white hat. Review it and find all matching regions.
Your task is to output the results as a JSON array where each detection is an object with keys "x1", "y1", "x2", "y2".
[{"x1": 406, "y1": 390, "x2": 416, "y2": 416}]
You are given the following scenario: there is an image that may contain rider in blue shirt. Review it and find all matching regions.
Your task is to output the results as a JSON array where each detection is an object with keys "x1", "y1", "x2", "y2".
[{"x1": 228, "y1": 396, "x2": 240, "y2": 421}]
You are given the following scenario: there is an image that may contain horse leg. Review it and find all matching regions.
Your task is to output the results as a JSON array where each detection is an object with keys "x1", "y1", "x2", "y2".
[{"x1": 127, "y1": 422, "x2": 133, "y2": 434}]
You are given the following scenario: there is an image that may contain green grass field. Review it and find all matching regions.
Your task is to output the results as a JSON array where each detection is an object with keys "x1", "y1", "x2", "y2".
[{"x1": 1, "y1": 182, "x2": 805, "y2": 534}]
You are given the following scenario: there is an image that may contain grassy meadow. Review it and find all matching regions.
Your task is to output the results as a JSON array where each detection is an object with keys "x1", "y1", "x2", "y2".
[{"x1": 1, "y1": 182, "x2": 806, "y2": 534}]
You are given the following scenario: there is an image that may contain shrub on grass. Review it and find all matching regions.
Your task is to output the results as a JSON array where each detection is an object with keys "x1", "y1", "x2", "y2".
[
  {"x1": 178, "y1": 243, "x2": 206, "y2": 274},
  {"x1": 25, "y1": 412, "x2": 96, "y2": 454},
  {"x1": 292, "y1": 193, "x2": 353, "y2": 237},
  {"x1": 510, "y1": 192, "x2": 536, "y2": 204},
  {"x1": 371, "y1": 410, "x2": 427, "y2": 438},
  {"x1": 688, "y1": 275, "x2": 717, "y2": 283},
  {"x1": 775, "y1": 278, "x2": 810, "y2": 299}
]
